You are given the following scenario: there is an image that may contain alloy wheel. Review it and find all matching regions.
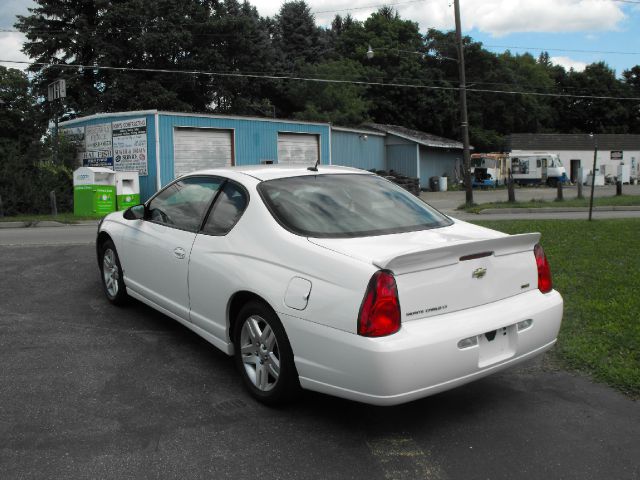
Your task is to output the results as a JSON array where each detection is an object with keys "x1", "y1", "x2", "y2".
[
  {"x1": 239, "y1": 315, "x2": 280, "y2": 391},
  {"x1": 102, "y1": 248, "x2": 120, "y2": 298}
]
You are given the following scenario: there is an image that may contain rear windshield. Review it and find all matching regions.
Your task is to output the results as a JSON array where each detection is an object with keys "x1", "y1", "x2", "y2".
[{"x1": 258, "y1": 174, "x2": 452, "y2": 238}]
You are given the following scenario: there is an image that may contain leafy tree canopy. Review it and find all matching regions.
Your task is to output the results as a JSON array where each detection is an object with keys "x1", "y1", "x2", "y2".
[{"x1": 12, "y1": 0, "x2": 640, "y2": 151}]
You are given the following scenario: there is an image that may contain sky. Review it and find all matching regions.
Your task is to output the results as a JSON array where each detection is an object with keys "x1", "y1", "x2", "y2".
[{"x1": 2, "y1": 0, "x2": 640, "y2": 76}]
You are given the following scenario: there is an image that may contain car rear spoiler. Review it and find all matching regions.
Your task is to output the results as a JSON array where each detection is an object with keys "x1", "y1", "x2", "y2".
[{"x1": 373, "y1": 233, "x2": 541, "y2": 275}]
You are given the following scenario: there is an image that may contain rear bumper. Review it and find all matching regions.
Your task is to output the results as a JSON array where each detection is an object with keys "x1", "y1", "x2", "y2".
[{"x1": 281, "y1": 289, "x2": 563, "y2": 406}]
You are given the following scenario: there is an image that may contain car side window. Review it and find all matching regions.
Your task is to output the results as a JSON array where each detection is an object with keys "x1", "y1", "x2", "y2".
[
  {"x1": 148, "y1": 177, "x2": 222, "y2": 232},
  {"x1": 201, "y1": 181, "x2": 248, "y2": 236}
]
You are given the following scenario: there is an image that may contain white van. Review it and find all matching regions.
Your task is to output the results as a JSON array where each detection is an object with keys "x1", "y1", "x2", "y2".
[{"x1": 509, "y1": 153, "x2": 568, "y2": 186}]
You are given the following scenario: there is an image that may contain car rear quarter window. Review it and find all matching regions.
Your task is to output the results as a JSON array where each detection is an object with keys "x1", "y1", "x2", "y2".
[
  {"x1": 201, "y1": 181, "x2": 248, "y2": 236},
  {"x1": 258, "y1": 173, "x2": 452, "y2": 238},
  {"x1": 148, "y1": 177, "x2": 222, "y2": 232}
]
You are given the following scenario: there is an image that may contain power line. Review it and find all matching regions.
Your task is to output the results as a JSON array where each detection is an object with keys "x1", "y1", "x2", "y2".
[
  {"x1": 313, "y1": 0, "x2": 424, "y2": 14},
  {"x1": 6, "y1": 55, "x2": 631, "y2": 98},
  {"x1": 482, "y1": 44, "x2": 640, "y2": 56},
  {"x1": 2, "y1": 59, "x2": 640, "y2": 102}
]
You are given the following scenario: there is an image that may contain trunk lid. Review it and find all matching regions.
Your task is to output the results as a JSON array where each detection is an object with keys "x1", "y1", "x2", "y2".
[{"x1": 309, "y1": 221, "x2": 540, "y2": 321}]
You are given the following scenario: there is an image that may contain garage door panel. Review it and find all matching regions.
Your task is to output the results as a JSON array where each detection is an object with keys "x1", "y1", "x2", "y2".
[
  {"x1": 174, "y1": 128, "x2": 233, "y2": 177},
  {"x1": 278, "y1": 133, "x2": 319, "y2": 166}
]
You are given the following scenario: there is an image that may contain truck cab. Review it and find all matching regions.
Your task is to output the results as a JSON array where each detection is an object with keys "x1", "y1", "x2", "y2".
[
  {"x1": 471, "y1": 154, "x2": 508, "y2": 188},
  {"x1": 510, "y1": 153, "x2": 568, "y2": 186}
]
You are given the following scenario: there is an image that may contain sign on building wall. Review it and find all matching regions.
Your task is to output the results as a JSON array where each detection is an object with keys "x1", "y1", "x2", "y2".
[
  {"x1": 60, "y1": 126, "x2": 85, "y2": 147},
  {"x1": 70, "y1": 119, "x2": 148, "y2": 176},
  {"x1": 112, "y1": 118, "x2": 148, "y2": 176},
  {"x1": 611, "y1": 150, "x2": 623, "y2": 161},
  {"x1": 85, "y1": 123, "x2": 113, "y2": 151},
  {"x1": 81, "y1": 150, "x2": 114, "y2": 168},
  {"x1": 83, "y1": 123, "x2": 113, "y2": 167}
]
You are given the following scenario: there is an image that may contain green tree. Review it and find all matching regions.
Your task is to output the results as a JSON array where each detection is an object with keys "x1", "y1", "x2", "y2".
[
  {"x1": 96, "y1": 0, "x2": 210, "y2": 112},
  {"x1": 621, "y1": 66, "x2": 640, "y2": 133},
  {"x1": 16, "y1": 0, "x2": 220, "y2": 115},
  {"x1": 16, "y1": 0, "x2": 108, "y2": 115},
  {"x1": 288, "y1": 60, "x2": 372, "y2": 126},
  {"x1": 273, "y1": 1, "x2": 326, "y2": 71},
  {"x1": 330, "y1": 9, "x2": 457, "y2": 136},
  {"x1": 0, "y1": 67, "x2": 77, "y2": 216},
  {"x1": 0, "y1": 138, "x2": 75, "y2": 216},
  {"x1": 269, "y1": 1, "x2": 333, "y2": 117},
  {"x1": 555, "y1": 62, "x2": 631, "y2": 133},
  {"x1": 495, "y1": 51, "x2": 555, "y2": 133},
  {"x1": 0, "y1": 66, "x2": 45, "y2": 151},
  {"x1": 202, "y1": 0, "x2": 278, "y2": 115}
]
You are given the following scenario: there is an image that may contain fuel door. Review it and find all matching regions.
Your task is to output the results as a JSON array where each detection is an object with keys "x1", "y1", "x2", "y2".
[{"x1": 284, "y1": 277, "x2": 312, "y2": 310}]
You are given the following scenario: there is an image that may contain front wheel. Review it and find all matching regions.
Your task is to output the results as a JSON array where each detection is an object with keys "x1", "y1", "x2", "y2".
[
  {"x1": 99, "y1": 239, "x2": 128, "y2": 305},
  {"x1": 233, "y1": 301, "x2": 299, "y2": 405}
]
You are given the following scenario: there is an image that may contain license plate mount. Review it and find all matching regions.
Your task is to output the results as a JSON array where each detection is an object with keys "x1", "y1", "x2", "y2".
[{"x1": 478, "y1": 325, "x2": 516, "y2": 368}]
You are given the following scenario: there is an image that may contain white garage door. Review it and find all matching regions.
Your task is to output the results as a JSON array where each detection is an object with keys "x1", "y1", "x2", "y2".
[
  {"x1": 173, "y1": 128, "x2": 233, "y2": 177},
  {"x1": 277, "y1": 133, "x2": 319, "y2": 166}
]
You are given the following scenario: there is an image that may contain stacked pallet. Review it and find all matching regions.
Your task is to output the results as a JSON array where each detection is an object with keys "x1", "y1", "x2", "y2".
[{"x1": 374, "y1": 170, "x2": 421, "y2": 196}]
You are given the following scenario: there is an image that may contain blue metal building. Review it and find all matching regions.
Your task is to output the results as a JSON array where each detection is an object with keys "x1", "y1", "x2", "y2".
[
  {"x1": 60, "y1": 110, "x2": 463, "y2": 201},
  {"x1": 330, "y1": 126, "x2": 386, "y2": 171},
  {"x1": 61, "y1": 110, "x2": 330, "y2": 200},
  {"x1": 365, "y1": 124, "x2": 464, "y2": 187}
]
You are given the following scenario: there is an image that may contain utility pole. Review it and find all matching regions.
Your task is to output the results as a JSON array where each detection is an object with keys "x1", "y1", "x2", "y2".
[
  {"x1": 588, "y1": 134, "x2": 598, "y2": 221},
  {"x1": 53, "y1": 107, "x2": 59, "y2": 164},
  {"x1": 453, "y1": 0, "x2": 473, "y2": 206},
  {"x1": 47, "y1": 79, "x2": 66, "y2": 164}
]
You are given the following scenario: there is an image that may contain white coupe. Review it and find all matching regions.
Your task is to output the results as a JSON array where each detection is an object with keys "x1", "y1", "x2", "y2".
[{"x1": 97, "y1": 165, "x2": 563, "y2": 406}]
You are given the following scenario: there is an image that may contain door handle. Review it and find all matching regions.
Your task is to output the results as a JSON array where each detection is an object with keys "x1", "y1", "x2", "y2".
[{"x1": 173, "y1": 247, "x2": 186, "y2": 259}]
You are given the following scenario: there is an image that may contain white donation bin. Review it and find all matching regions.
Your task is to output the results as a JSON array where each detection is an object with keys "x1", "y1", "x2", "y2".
[
  {"x1": 438, "y1": 177, "x2": 448, "y2": 192},
  {"x1": 115, "y1": 171, "x2": 140, "y2": 210},
  {"x1": 73, "y1": 167, "x2": 116, "y2": 216},
  {"x1": 585, "y1": 173, "x2": 605, "y2": 186}
]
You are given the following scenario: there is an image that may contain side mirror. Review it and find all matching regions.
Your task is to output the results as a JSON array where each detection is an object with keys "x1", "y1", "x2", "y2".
[{"x1": 123, "y1": 204, "x2": 146, "y2": 220}]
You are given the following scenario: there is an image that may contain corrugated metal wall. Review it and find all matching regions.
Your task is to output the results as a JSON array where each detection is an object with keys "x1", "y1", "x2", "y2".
[
  {"x1": 386, "y1": 144, "x2": 418, "y2": 178},
  {"x1": 158, "y1": 114, "x2": 330, "y2": 187},
  {"x1": 419, "y1": 148, "x2": 460, "y2": 187},
  {"x1": 60, "y1": 112, "x2": 158, "y2": 200},
  {"x1": 330, "y1": 130, "x2": 385, "y2": 171},
  {"x1": 62, "y1": 111, "x2": 464, "y2": 200}
]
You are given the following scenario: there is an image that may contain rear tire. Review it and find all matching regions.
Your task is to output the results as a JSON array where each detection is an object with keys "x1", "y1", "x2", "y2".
[
  {"x1": 233, "y1": 300, "x2": 299, "y2": 405},
  {"x1": 99, "y1": 239, "x2": 128, "y2": 305}
]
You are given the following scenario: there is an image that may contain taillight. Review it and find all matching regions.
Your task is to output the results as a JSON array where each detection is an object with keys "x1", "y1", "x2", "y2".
[
  {"x1": 357, "y1": 270, "x2": 401, "y2": 337},
  {"x1": 534, "y1": 244, "x2": 553, "y2": 293}
]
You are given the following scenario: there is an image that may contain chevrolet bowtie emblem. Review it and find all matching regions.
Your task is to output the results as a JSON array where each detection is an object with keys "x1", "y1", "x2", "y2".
[{"x1": 472, "y1": 267, "x2": 487, "y2": 279}]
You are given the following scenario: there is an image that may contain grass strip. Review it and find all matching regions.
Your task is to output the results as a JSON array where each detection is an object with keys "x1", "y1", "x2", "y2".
[
  {"x1": 472, "y1": 218, "x2": 640, "y2": 397},
  {"x1": 460, "y1": 194, "x2": 640, "y2": 213}
]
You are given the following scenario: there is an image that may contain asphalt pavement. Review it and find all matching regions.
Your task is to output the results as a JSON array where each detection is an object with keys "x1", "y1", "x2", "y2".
[
  {"x1": 0, "y1": 224, "x2": 98, "y2": 246},
  {"x1": 0, "y1": 238, "x2": 638, "y2": 478}
]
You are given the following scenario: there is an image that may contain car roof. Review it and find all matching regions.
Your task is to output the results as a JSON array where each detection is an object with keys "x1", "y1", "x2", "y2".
[{"x1": 184, "y1": 165, "x2": 373, "y2": 182}]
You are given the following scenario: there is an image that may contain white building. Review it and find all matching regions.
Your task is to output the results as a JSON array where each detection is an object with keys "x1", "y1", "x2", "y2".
[{"x1": 507, "y1": 133, "x2": 640, "y2": 183}]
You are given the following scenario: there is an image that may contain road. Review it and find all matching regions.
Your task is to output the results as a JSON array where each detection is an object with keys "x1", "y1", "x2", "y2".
[
  {"x1": 0, "y1": 239, "x2": 638, "y2": 478},
  {"x1": 0, "y1": 224, "x2": 97, "y2": 246}
]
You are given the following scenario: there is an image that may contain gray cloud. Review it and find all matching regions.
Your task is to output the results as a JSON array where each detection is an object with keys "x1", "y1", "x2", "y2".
[{"x1": 0, "y1": 0, "x2": 34, "y2": 28}]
